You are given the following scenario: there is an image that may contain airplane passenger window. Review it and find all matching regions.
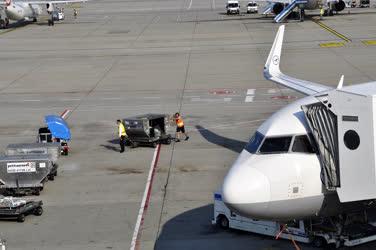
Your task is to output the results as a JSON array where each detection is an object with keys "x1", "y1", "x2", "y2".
[
  {"x1": 259, "y1": 136, "x2": 292, "y2": 154},
  {"x1": 245, "y1": 131, "x2": 264, "y2": 153},
  {"x1": 292, "y1": 135, "x2": 316, "y2": 153}
]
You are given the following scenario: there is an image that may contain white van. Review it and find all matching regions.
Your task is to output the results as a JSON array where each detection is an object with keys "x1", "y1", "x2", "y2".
[
  {"x1": 247, "y1": 2, "x2": 258, "y2": 13},
  {"x1": 226, "y1": 0, "x2": 240, "y2": 14}
]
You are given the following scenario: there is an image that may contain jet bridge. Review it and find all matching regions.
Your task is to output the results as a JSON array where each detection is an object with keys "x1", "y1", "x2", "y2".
[{"x1": 302, "y1": 85, "x2": 376, "y2": 203}]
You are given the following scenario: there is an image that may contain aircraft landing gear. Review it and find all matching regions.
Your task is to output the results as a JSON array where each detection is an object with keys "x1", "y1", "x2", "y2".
[
  {"x1": 33, "y1": 17, "x2": 37, "y2": 22},
  {"x1": 48, "y1": 19, "x2": 54, "y2": 26}
]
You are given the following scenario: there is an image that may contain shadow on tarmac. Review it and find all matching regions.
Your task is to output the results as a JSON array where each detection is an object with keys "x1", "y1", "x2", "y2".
[{"x1": 195, "y1": 125, "x2": 246, "y2": 153}]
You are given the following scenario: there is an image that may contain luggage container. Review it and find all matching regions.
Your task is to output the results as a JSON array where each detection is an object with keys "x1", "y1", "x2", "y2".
[
  {"x1": 123, "y1": 114, "x2": 172, "y2": 148},
  {"x1": 37, "y1": 115, "x2": 71, "y2": 155},
  {"x1": 5, "y1": 143, "x2": 61, "y2": 180},
  {"x1": 0, "y1": 155, "x2": 53, "y2": 195},
  {"x1": 0, "y1": 196, "x2": 43, "y2": 222}
]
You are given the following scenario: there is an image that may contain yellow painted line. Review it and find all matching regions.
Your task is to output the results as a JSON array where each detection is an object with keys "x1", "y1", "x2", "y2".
[
  {"x1": 362, "y1": 40, "x2": 376, "y2": 46},
  {"x1": 312, "y1": 18, "x2": 351, "y2": 43},
  {"x1": 319, "y1": 42, "x2": 345, "y2": 48}
]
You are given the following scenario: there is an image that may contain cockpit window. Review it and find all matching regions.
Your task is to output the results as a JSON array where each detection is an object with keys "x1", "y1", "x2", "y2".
[
  {"x1": 259, "y1": 136, "x2": 292, "y2": 154},
  {"x1": 245, "y1": 131, "x2": 264, "y2": 153},
  {"x1": 292, "y1": 135, "x2": 316, "y2": 153}
]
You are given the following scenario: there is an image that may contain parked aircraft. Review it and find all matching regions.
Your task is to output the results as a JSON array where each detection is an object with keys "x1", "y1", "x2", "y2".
[
  {"x1": 222, "y1": 25, "x2": 376, "y2": 222},
  {"x1": 0, "y1": 0, "x2": 88, "y2": 28},
  {"x1": 261, "y1": 0, "x2": 346, "y2": 22}
]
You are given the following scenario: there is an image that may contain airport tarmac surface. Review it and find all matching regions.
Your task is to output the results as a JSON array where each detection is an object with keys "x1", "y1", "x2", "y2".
[{"x1": 0, "y1": 0, "x2": 375, "y2": 249}]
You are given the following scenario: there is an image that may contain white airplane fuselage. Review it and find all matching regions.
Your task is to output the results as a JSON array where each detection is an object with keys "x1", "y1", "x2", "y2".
[
  {"x1": 223, "y1": 96, "x2": 334, "y2": 221},
  {"x1": 5, "y1": 2, "x2": 42, "y2": 21}
]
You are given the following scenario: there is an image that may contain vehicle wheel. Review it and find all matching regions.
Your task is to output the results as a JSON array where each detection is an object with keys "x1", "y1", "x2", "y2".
[
  {"x1": 34, "y1": 206, "x2": 43, "y2": 216},
  {"x1": 34, "y1": 189, "x2": 40, "y2": 196},
  {"x1": 312, "y1": 237, "x2": 326, "y2": 248},
  {"x1": 17, "y1": 214, "x2": 25, "y2": 223},
  {"x1": 131, "y1": 142, "x2": 138, "y2": 148},
  {"x1": 48, "y1": 175, "x2": 55, "y2": 181},
  {"x1": 165, "y1": 138, "x2": 171, "y2": 145},
  {"x1": 217, "y1": 215, "x2": 229, "y2": 229},
  {"x1": 329, "y1": 9, "x2": 334, "y2": 16},
  {"x1": 227, "y1": 11, "x2": 230, "y2": 14},
  {"x1": 33, "y1": 17, "x2": 37, "y2": 22},
  {"x1": 151, "y1": 142, "x2": 157, "y2": 148},
  {"x1": 54, "y1": 171, "x2": 58, "y2": 177}
]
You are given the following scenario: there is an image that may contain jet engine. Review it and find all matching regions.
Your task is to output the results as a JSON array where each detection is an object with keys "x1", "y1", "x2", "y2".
[
  {"x1": 272, "y1": 2, "x2": 284, "y2": 14},
  {"x1": 46, "y1": 3, "x2": 54, "y2": 14},
  {"x1": 334, "y1": 0, "x2": 346, "y2": 11}
]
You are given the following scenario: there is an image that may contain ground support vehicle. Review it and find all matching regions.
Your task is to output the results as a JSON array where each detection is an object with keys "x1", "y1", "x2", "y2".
[
  {"x1": 123, "y1": 114, "x2": 172, "y2": 148},
  {"x1": 38, "y1": 115, "x2": 71, "y2": 156},
  {"x1": 0, "y1": 196, "x2": 43, "y2": 222},
  {"x1": 0, "y1": 155, "x2": 53, "y2": 196},
  {"x1": 226, "y1": 0, "x2": 240, "y2": 14},
  {"x1": 5, "y1": 143, "x2": 61, "y2": 181},
  {"x1": 213, "y1": 192, "x2": 376, "y2": 248}
]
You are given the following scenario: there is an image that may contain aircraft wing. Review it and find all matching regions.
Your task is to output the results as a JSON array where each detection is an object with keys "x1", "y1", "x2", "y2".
[{"x1": 264, "y1": 25, "x2": 332, "y2": 96}]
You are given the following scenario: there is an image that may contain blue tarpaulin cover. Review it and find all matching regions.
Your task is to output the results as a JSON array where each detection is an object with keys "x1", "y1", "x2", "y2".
[{"x1": 44, "y1": 115, "x2": 71, "y2": 140}]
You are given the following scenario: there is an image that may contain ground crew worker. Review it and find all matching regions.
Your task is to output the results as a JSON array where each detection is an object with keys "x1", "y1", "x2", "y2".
[
  {"x1": 117, "y1": 119, "x2": 127, "y2": 153},
  {"x1": 320, "y1": 7, "x2": 324, "y2": 20},
  {"x1": 174, "y1": 112, "x2": 189, "y2": 142}
]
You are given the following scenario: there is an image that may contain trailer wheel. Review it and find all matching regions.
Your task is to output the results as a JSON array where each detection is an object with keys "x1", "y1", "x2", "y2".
[
  {"x1": 312, "y1": 237, "x2": 326, "y2": 248},
  {"x1": 34, "y1": 206, "x2": 43, "y2": 216},
  {"x1": 17, "y1": 214, "x2": 25, "y2": 223},
  {"x1": 33, "y1": 189, "x2": 40, "y2": 196},
  {"x1": 217, "y1": 215, "x2": 229, "y2": 229},
  {"x1": 48, "y1": 174, "x2": 55, "y2": 181},
  {"x1": 165, "y1": 137, "x2": 171, "y2": 145}
]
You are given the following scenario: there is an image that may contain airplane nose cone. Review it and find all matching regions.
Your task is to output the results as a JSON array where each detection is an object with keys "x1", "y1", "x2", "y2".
[{"x1": 222, "y1": 156, "x2": 271, "y2": 218}]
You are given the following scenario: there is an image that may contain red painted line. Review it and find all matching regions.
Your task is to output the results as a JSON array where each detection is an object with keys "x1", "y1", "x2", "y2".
[{"x1": 130, "y1": 144, "x2": 161, "y2": 250}]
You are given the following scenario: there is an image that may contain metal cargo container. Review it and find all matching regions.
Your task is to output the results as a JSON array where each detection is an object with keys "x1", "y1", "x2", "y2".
[{"x1": 0, "y1": 155, "x2": 53, "y2": 195}]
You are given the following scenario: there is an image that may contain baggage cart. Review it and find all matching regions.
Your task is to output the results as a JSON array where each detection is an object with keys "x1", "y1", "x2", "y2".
[
  {"x1": 123, "y1": 114, "x2": 172, "y2": 148},
  {"x1": 0, "y1": 155, "x2": 53, "y2": 195},
  {"x1": 0, "y1": 196, "x2": 43, "y2": 222}
]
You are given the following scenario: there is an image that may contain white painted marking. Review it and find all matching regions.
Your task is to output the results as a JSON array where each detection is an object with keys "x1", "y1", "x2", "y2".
[
  {"x1": 23, "y1": 99, "x2": 40, "y2": 102},
  {"x1": 245, "y1": 96, "x2": 254, "y2": 102},
  {"x1": 101, "y1": 97, "x2": 121, "y2": 100},
  {"x1": 224, "y1": 98, "x2": 232, "y2": 102},
  {"x1": 130, "y1": 145, "x2": 160, "y2": 250},
  {"x1": 268, "y1": 89, "x2": 277, "y2": 94},
  {"x1": 61, "y1": 109, "x2": 71, "y2": 119},
  {"x1": 247, "y1": 89, "x2": 255, "y2": 95},
  {"x1": 188, "y1": 0, "x2": 193, "y2": 10},
  {"x1": 60, "y1": 98, "x2": 80, "y2": 101},
  {"x1": 191, "y1": 97, "x2": 201, "y2": 102}
]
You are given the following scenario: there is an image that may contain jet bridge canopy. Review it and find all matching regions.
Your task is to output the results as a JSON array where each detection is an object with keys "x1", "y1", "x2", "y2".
[{"x1": 302, "y1": 87, "x2": 376, "y2": 203}]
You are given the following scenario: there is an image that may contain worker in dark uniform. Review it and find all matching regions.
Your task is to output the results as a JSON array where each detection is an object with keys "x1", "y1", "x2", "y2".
[
  {"x1": 174, "y1": 112, "x2": 189, "y2": 142},
  {"x1": 117, "y1": 119, "x2": 127, "y2": 153}
]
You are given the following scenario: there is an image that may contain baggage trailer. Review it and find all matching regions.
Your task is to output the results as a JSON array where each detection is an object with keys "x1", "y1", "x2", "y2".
[
  {"x1": 123, "y1": 114, "x2": 172, "y2": 148},
  {"x1": 0, "y1": 155, "x2": 53, "y2": 196},
  {"x1": 213, "y1": 192, "x2": 376, "y2": 248},
  {"x1": 0, "y1": 196, "x2": 43, "y2": 222},
  {"x1": 37, "y1": 115, "x2": 71, "y2": 156},
  {"x1": 5, "y1": 143, "x2": 61, "y2": 180}
]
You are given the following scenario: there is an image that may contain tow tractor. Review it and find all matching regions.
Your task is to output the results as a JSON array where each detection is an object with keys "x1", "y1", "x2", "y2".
[
  {"x1": 213, "y1": 192, "x2": 376, "y2": 248},
  {"x1": 38, "y1": 115, "x2": 71, "y2": 156}
]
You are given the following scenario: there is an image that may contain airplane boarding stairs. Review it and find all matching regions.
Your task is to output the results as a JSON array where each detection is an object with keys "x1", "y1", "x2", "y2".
[{"x1": 274, "y1": 0, "x2": 308, "y2": 23}]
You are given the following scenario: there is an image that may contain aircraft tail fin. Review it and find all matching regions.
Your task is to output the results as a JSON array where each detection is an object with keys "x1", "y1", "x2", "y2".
[{"x1": 263, "y1": 25, "x2": 331, "y2": 95}]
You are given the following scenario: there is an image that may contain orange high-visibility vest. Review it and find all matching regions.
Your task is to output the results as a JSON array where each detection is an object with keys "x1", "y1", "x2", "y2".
[{"x1": 176, "y1": 117, "x2": 184, "y2": 127}]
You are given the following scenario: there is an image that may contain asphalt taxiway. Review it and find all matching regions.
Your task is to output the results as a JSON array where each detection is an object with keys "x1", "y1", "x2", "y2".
[{"x1": 0, "y1": 1, "x2": 376, "y2": 249}]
